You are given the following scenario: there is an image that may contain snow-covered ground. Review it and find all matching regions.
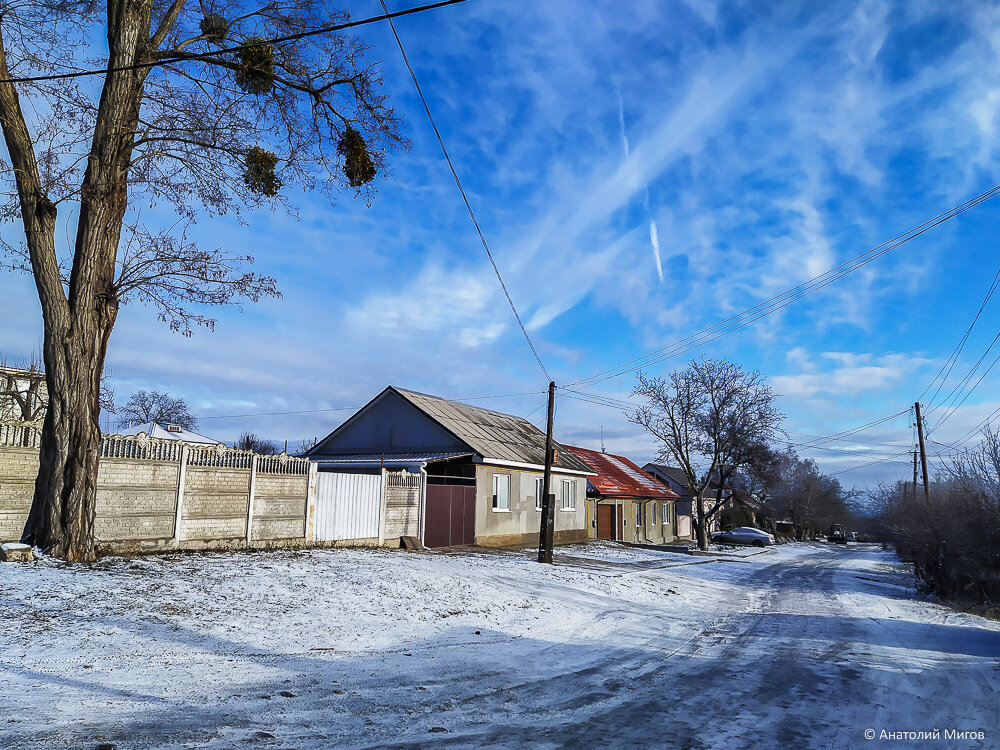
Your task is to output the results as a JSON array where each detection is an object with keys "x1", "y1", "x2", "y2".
[{"x1": 1, "y1": 542, "x2": 997, "y2": 748}]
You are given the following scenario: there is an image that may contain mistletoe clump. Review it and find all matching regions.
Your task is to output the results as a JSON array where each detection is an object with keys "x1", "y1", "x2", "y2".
[
  {"x1": 337, "y1": 126, "x2": 377, "y2": 187},
  {"x1": 235, "y1": 37, "x2": 274, "y2": 95},
  {"x1": 199, "y1": 13, "x2": 228, "y2": 41},
  {"x1": 242, "y1": 146, "x2": 282, "y2": 197}
]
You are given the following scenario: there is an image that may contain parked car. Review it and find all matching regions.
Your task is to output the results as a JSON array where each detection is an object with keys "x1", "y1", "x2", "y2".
[
  {"x1": 846, "y1": 531, "x2": 858, "y2": 542},
  {"x1": 712, "y1": 527, "x2": 775, "y2": 547},
  {"x1": 828, "y1": 524, "x2": 847, "y2": 544}
]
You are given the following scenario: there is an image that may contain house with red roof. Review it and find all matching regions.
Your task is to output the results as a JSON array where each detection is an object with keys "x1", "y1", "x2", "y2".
[{"x1": 564, "y1": 445, "x2": 680, "y2": 544}]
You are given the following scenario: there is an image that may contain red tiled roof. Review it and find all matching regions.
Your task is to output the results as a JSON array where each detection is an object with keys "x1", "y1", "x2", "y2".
[{"x1": 564, "y1": 445, "x2": 680, "y2": 499}]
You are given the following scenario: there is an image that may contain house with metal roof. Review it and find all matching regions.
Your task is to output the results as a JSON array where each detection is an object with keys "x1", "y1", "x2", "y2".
[
  {"x1": 307, "y1": 386, "x2": 596, "y2": 548},
  {"x1": 565, "y1": 446, "x2": 680, "y2": 544},
  {"x1": 113, "y1": 422, "x2": 221, "y2": 445},
  {"x1": 644, "y1": 463, "x2": 756, "y2": 539}
]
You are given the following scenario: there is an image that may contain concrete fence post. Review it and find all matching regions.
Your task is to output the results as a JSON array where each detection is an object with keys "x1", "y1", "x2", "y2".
[
  {"x1": 246, "y1": 454, "x2": 259, "y2": 546},
  {"x1": 172, "y1": 444, "x2": 189, "y2": 544},
  {"x1": 378, "y1": 468, "x2": 388, "y2": 547},
  {"x1": 305, "y1": 461, "x2": 318, "y2": 543}
]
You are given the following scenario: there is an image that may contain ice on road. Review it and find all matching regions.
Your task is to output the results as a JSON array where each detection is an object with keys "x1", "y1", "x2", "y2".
[{"x1": 1, "y1": 542, "x2": 997, "y2": 748}]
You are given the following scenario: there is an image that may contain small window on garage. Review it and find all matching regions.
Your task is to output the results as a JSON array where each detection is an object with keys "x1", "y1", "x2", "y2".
[
  {"x1": 492, "y1": 473, "x2": 510, "y2": 511},
  {"x1": 650, "y1": 503, "x2": 657, "y2": 525},
  {"x1": 560, "y1": 479, "x2": 576, "y2": 510}
]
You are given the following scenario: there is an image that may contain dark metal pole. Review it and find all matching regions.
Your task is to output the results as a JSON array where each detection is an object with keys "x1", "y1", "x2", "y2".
[
  {"x1": 537, "y1": 381, "x2": 556, "y2": 564},
  {"x1": 915, "y1": 402, "x2": 930, "y2": 501}
]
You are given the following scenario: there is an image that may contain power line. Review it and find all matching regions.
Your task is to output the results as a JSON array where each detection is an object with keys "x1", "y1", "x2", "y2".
[
  {"x1": 784, "y1": 430, "x2": 911, "y2": 449},
  {"x1": 926, "y1": 331, "x2": 1000, "y2": 434},
  {"x1": 919, "y1": 265, "x2": 1000, "y2": 406},
  {"x1": 0, "y1": 0, "x2": 470, "y2": 85},
  {"x1": 198, "y1": 389, "x2": 546, "y2": 420},
  {"x1": 830, "y1": 451, "x2": 914, "y2": 476},
  {"x1": 565, "y1": 185, "x2": 1000, "y2": 390},
  {"x1": 377, "y1": 0, "x2": 551, "y2": 383}
]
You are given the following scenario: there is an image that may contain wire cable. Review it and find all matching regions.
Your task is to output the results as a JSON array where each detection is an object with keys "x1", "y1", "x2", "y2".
[
  {"x1": 565, "y1": 185, "x2": 1000, "y2": 390},
  {"x1": 919, "y1": 265, "x2": 1000, "y2": 406},
  {"x1": 377, "y1": 0, "x2": 551, "y2": 383},
  {"x1": 830, "y1": 451, "x2": 914, "y2": 476},
  {"x1": 197, "y1": 388, "x2": 546, "y2": 420},
  {"x1": 0, "y1": 0, "x2": 471, "y2": 85}
]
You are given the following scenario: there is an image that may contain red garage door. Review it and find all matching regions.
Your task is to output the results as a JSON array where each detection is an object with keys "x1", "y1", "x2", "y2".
[{"x1": 424, "y1": 485, "x2": 476, "y2": 548}]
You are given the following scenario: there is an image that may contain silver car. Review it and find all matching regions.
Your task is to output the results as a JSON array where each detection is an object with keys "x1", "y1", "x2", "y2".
[{"x1": 712, "y1": 527, "x2": 775, "y2": 547}]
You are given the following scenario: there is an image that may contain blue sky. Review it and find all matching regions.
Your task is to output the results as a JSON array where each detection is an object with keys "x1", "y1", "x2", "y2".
[{"x1": 3, "y1": 0, "x2": 1000, "y2": 487}]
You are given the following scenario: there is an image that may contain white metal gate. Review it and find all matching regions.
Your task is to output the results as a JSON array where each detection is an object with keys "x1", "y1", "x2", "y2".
[{"x1": 314, "y1": 472, "x2": 382, "y2": 542}]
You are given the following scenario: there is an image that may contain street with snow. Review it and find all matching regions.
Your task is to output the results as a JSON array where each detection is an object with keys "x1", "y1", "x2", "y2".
[{"x1": 2, "y1": 542, "x2": 998, "y2": 749}]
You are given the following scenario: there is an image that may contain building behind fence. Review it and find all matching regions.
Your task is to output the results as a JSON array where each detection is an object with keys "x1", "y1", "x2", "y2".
[{"x1": 0, "y1": 425, "x2": 317, "y2": 553}]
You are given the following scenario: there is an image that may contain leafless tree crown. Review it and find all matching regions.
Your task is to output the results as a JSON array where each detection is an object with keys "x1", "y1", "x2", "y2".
[
  {"x1": 0, "y1": 0, "x2": 409, "y2": 333},
  {"x1": 117, "y1": 389, "x2": 196, "y2": 430}
]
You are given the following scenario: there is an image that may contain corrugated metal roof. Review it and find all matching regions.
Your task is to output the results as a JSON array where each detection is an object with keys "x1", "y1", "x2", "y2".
[
  {"x1": 313, "y1": 451, "x2": 472, "y2": 466},
  {"x1": 644, "y1": 463, "x2": 693, "y2": 493},
  {"x1": 113, "y1": 422, "x2": 220, "y2": 445},
  {"x1": 393, "y1": 388, "x2": 594, "y2": 474},
  {"x1": 565, "y1": 445, "x2": 679, "y2": 499}
]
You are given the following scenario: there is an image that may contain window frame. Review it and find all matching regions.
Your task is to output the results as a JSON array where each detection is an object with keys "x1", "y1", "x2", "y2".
[
  {"x1": 492, "y1": 473, "x2": 511, "y2": 512},
  {"x1": 559, "y1": 478, "x2": 576, "y2": 511},
  {"x1": 534, "y1": 476, "x2": 544, "y2": 511},
  {"x1": 662, "y1": 502, "x2": 671, "y2": 525}
]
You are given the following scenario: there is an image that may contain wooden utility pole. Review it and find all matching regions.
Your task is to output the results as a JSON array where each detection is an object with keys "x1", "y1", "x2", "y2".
[
  {"x1": 911, "y1": 450, "x2": 918, "y2": 501},
  {"x1": 537, "y1": 381, "x2": 556, "y2": 564},
  {"x1": 914, "y1": 402, "x2": 930, "y2": 501}
]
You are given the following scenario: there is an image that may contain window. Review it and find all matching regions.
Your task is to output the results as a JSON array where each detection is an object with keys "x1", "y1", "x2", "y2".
[
  {"x1": 662, "y1": 503, "x2": 671, "y2": 525},
  {"x1": 650, "y1": 503, "x2": 657, "y2": 526},
  {"x1": 635, "y1": 503, "x2": 642, "y2": 527},
  {"x1": 492, "y1": 473, "x2": 510, "y2": 511},
  {"x1": 560, "y1": 479, "x2": 576, "y2": 510},
  {"x1": 535, "y1": 477, "x2": 544, "y2": 511}
]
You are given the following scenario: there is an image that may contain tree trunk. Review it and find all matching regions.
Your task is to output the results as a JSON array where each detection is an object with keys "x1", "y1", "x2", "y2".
[
  {"x1": 1, "y1": 3, "x2": 151, "y2": 561},
  {"x1": 22, "y1": 326, "x2": 112, "y2": 562},
  {"x1": 695, "y1": 494, "x2": 708, "y2": 550}
]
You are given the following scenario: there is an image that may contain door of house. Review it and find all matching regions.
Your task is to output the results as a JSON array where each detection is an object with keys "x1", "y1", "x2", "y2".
[
  {"x1": 597, "y1": 504, "x2": 614, "y2": 540},
  {"x1": 615, "y1": 504, "x2": 623, "y2": 540},
  {"x1": 424, "y1": 484, "x2": 476, "y2": 548}
]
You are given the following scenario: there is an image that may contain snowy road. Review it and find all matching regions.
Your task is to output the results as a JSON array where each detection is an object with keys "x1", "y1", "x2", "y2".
[{"x1": 1, "y1": 543, "x2": 998, "y2": 749}]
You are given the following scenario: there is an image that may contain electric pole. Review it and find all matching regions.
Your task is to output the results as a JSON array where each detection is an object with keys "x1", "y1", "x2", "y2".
[
  {"x1": 911, "y1": 449, "x2": 918, "y2": 501},
  {"x1": 914, "y1": 402, "x2": 930, "y2": 501},
  {"x1": 537, "y1": 381, "x2": 556, "y2": 564}
]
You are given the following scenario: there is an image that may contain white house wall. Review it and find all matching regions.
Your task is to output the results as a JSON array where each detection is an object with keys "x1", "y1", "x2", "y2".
[{"x1": 474, "y1": 464, "x2": 588, "y2": 547}]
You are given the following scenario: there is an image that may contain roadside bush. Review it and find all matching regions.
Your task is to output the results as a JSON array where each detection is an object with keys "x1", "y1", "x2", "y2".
[{"x1": 869, "y1": 430, "x2": 1000, "y2": 606}]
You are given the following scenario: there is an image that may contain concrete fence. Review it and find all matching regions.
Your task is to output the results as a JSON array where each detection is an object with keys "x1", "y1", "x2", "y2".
[{"x1": 0, "y1": 425, "x2": 317, "y2": 554}]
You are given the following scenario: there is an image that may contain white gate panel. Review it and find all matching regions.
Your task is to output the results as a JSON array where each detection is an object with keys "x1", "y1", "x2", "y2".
[{"x1": 315, "y1": 472, "x2": 382, "y2": 542}]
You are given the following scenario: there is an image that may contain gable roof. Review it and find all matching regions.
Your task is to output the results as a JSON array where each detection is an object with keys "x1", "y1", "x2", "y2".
[
  {"x1": 643, "y1": 463, "x2": 692, "y2": 492},
  {"x1": 566, "y1": 446, "x2": 678, "y2": 499},
  {"x1": 113, "y1": 422, "x2": 220, "y2": 444},
  {"x1": 312, "y1": 386, "x2": 595, "y2": 475}
]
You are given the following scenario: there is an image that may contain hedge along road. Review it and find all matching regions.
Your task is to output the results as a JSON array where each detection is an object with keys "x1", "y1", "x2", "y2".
[{"x1": 0, "y1": 542, "x2": 997, "y2": 748}]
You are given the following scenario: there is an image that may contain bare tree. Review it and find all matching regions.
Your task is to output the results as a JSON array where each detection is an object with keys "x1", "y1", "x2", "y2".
[
  {"x1": 234, "y1": 431, "x2": 278, "y2": 454},
  {"x1": 0, "y1": 2, "x2": 407, "y2": 560},
  {"x1": 117, "y1": 389, "x2": 196, "y2": 430},
  {"x1": 0, "y1": 354, "x2": 46, "y2": 424},
  {"x1": 296, "y1": 435, "x2": 319, "y2": 455},
  {"x1": 766, "y1": 451, "x2": 847, "y2": 540},
  {"x1": 629, "y1": 357, "x2": 783, "y2": 550}
]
